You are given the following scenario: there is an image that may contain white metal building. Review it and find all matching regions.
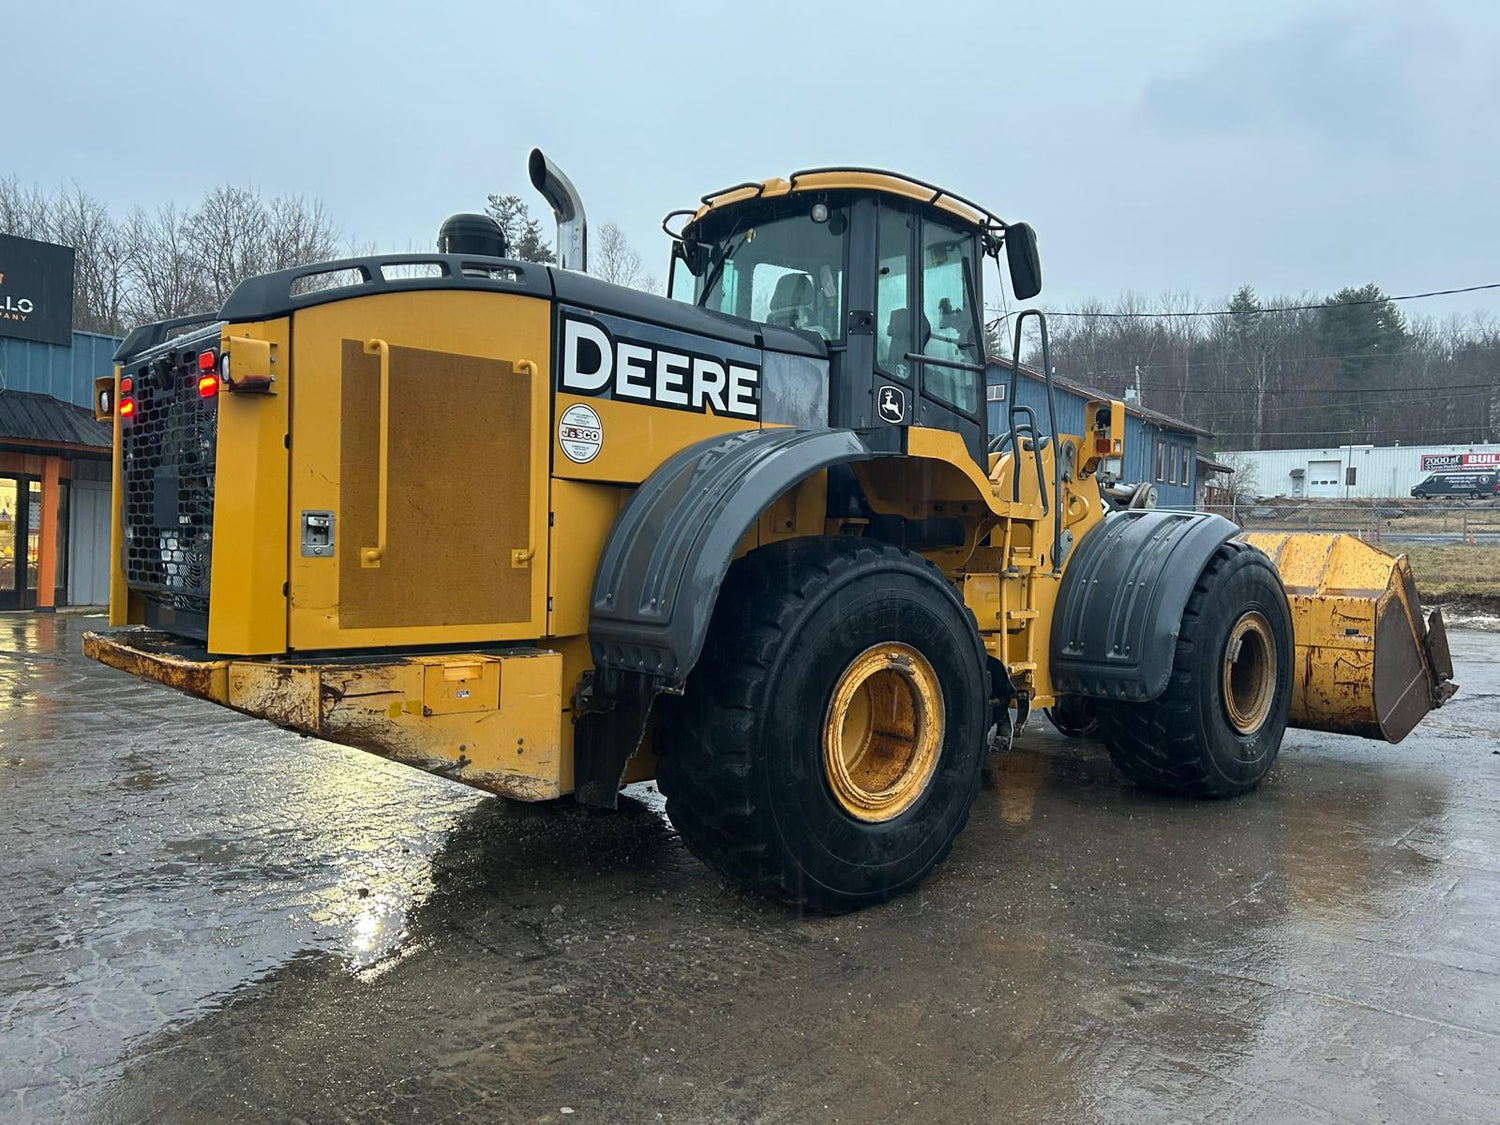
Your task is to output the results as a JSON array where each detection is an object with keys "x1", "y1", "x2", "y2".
[{"x1": 1218, "y1": 443, "x2": 1500, "y2": 500}]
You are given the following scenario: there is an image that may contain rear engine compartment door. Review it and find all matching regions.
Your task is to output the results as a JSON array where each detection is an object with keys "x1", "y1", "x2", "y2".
[{"x1": 288, "y1": 290, "x2": 550, "y2": 650}]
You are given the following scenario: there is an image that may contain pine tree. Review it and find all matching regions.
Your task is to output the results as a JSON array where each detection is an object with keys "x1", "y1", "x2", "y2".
[{"x1": 483, "y1": 194, "x2": 556, "y2": 263}]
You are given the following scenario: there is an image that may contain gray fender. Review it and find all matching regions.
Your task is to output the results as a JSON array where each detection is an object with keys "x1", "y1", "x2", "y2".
[
  {"x1": 589, "y1": 427, "x2": 885, "y2": 691},
  {"x1": 1049, "y1": 510, "x2": 1240, "y2": 702}
]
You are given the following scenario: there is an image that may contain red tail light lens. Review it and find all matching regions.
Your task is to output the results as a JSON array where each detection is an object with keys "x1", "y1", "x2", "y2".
[
  {"x1": 119, "y1": 397, "x2": 136, "y2": 418},
  {"x1": 197, "y1": 374, "x2": 220, "y2": 398},
  {"x1": 198, "y1": 350, "x2": 217, "y2": 371},
  {"x1": 119, "y1": 376, "x2": 134, "y2": 395}
]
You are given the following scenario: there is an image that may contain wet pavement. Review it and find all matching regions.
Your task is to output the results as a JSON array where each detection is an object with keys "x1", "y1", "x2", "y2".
[{"x1": 2, "y1": 614, "x2": 1498, "y2": 1124}]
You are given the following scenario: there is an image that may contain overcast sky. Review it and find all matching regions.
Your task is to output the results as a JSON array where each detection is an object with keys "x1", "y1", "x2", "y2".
[{"x1": 6, "y1": 0, "x2": 1499, "y2": 322}]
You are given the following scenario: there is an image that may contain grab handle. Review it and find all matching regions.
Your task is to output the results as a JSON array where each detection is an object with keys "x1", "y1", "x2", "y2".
[
  {"x1": 510, "y1": 359, "x2": 540, "y2": 569},
  {"x1": 361, "y1": 338, "x2": 390, "y2": 568}
]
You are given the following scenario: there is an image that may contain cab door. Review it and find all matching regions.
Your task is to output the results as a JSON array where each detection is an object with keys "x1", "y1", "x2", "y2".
[
  {"x1": 872, "y1": 204, "x2": 987, "y2": 464},
  {"x1": 286, "y1": 290, "x2": 551, "y2": 651}
]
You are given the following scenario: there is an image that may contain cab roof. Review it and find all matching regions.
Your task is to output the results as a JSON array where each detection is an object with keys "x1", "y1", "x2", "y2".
[{"x1": 674, "y1": 167, "x2": 1009, "y2": 243}]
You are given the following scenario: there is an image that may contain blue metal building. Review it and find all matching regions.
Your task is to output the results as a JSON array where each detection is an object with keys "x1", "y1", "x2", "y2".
[
  {"x1": 0, "y1": 330, "x2": 119, "y2": 409},
  {"x1": 986, "y1": 360, "x2": 1210, "y2": 510}
]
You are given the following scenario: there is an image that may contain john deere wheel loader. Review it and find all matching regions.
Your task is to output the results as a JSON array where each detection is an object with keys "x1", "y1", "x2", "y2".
[{"x1": 85, "y1": 150, "x2": 1456, "y2": 913}]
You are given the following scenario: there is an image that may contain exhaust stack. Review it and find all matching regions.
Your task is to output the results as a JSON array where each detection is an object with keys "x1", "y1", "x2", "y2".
[{"x1": 529, "y1": 148, "x2": 587, "y2": 272}]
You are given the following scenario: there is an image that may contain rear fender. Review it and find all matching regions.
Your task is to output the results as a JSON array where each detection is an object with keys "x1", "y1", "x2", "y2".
[
  {"x1": 575, "y1": 426, "x2": 891, "y2": 807},
  {"x1": 587, "y1": 427, "x2": 887, "y2": 692}
]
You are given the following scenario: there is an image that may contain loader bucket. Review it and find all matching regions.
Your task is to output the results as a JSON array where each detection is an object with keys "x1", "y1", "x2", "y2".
[{"x1": 1240, "y1": 533, "x2": 1457, "y2": 743}]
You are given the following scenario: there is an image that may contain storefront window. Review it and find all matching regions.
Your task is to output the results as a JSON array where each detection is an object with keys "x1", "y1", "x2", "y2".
[
  {"x1": 0, "y1": 479, "x2": 16, "y2": 595},
  {"x1": 57, "y1": 481, "x2": 70, "y2": 597},
  {"x1": 26, "y1": 481, "x2": 41, "y2": 590}
]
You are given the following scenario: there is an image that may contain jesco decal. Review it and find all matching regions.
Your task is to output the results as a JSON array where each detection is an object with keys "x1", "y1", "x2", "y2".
[{"x1": 557, "y1": 309, "x2": 761, "y2": 421}]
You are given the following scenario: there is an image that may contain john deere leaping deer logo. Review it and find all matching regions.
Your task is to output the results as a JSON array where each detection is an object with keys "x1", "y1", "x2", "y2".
[{"x1": 878, "y1": 384, "x2": 906, "y2": 424}]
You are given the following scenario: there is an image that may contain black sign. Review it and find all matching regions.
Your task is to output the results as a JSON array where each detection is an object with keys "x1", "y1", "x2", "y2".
[{"x1": 0, "y1": 233, "x2": 75, "y2": 346}]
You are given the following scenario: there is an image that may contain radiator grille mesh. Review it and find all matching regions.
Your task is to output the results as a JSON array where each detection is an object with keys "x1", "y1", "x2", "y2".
[{"x1": 122, "y1": 351, "x2": 218, "y2": 614}]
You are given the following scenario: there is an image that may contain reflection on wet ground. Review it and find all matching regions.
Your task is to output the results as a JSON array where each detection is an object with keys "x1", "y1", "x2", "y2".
[{"x1": 2, "y1": 614, "x2": 1498, "y2": 1123}]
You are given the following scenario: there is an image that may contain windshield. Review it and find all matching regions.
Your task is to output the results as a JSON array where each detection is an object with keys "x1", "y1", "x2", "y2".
[{"x1": 694, "y1": 205, "x2": 847, "y2": 341}]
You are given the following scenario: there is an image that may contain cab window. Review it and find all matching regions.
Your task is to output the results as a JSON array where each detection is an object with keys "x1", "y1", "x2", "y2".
[
  {"x1": 919, "y1": 218, "x2": 982, "y2": 413},
  {"x1": 875, "y1": 205, "x2": 914, "y2": 382},
  {"x1": 695, "y1": 205, "x2": 847, "y2": 341}
]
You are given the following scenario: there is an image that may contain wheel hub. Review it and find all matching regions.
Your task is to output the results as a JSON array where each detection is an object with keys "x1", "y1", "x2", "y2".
[
  {"x1": 822, "y1": 643, "x2": 943, "y2": 822},
  {"x1": 1223, "y1": 611, "x2": 1276, "y2": 735}
]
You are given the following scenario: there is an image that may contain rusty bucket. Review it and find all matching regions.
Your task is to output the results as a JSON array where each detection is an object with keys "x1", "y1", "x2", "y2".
[{"x1": 1241, "y1": 533, "x2": 1457, "y2": 743}]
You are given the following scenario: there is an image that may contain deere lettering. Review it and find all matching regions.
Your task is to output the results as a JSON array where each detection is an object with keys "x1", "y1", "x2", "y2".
[{"x1": 560, "y1": 314, "x2": 760, "y2": 420}]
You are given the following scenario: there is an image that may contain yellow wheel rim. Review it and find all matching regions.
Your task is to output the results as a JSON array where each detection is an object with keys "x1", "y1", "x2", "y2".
[
  {"x1": 822, "y1": 643, "x2": 944, "y2": 822},
  {"x1": 1223, "y1": 611, "x2": 1276, "y2": 735}
]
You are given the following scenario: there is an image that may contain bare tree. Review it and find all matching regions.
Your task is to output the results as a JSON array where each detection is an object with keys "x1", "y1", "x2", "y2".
[
  {"x1": 265, "y1": 195, "x2": 340, "y2": 272},
  {"x1": 1217, "y1": 452, "x2": 1262, "y2": 500},
  {"x1": 189, "y1": 185, "x2": 268, "y2": 308},
  {"x1": 50, "y1": 184, "x2": 129, "y2": 335},
  {"x1": 1, "y1": 178, "x2": 352, "y2": 334},
  {"x1": 0, "y1": 176, "x2": 52, "y2": 239},
  {"x1": 591, "y1": 220, "x2": 647, "y2": 289},
  {"x1": 123, "y1": 203, "x2": 205, "y2": 325}
]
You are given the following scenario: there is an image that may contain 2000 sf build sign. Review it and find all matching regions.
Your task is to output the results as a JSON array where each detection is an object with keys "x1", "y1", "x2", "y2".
[{"x1": 558, "y1": 314, "x2": 761, "y2": 420}]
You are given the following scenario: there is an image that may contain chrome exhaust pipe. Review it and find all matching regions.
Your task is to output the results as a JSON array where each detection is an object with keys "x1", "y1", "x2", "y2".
[{"x1": 528, "y1": 148, "x2": 587, "y2": 272}]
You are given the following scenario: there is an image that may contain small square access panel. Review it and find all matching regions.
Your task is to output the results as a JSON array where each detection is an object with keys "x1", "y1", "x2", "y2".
[{"x1": 419, "y1": 657, "x2": 502, "y2": 715}]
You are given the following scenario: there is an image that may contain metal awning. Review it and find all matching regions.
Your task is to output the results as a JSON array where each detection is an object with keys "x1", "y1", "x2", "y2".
[
  {"x1": 1196, "y1": 452, "x2": 1235, "y2": 476},
  {"x1": 0, "y1": 390, "x2": 111, "y2": 449}
]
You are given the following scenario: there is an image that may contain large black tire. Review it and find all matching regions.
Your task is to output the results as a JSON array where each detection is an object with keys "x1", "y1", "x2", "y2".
[
  {"x1": 657, "y1": 537, "x2": 989, "y2": 914},
  {"x1": 1096, "y1": 540, "x2": 1293, "y2": 798},
  {"x1": 1045, "y1": 695, "x2": 1100, "y2": 739}
]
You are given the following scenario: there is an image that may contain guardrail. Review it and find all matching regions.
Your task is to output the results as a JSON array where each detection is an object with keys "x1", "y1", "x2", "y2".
[{"x1": 1191, "y1": 501, "x2": 1500, "y2": 545}]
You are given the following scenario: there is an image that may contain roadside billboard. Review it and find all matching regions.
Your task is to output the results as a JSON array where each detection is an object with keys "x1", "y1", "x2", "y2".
[
  {"x1": 1421, "y1": 452, "x2": 1500, "y2": 471},
  {"x1": 0, "y1": 233, "x2": 76, "y2": 346}
]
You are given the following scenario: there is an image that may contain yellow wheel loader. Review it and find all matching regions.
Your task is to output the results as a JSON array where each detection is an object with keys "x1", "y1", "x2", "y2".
[{"x1": 85, "y1": 151, "x2": 1456, "y2": 913}]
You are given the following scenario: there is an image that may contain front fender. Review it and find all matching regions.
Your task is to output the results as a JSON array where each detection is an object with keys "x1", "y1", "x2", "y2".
[{"x1": 1049, "y1": 510, "x2": 1240, "y2": 702}]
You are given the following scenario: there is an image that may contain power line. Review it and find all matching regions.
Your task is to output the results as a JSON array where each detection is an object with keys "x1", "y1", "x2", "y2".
[
  {"x1": 1087, "y1": 380, "x2": 1500, "y2": 399},
  {"x1": 1203, "y1": 422, "x2": 1497, "y2": 438},
  {"x1": 1170, "y1": 388, "x2": 1500, "y2": 418},
  {"x1": 986, "y1": 337, "x2": 1500, "y2": 391},
  {"x1": 988, "y1": 281, "x2": 1500, "y2": 321},
  {"x1": 989, "y1": 352, "x2": 1500, "y2": 396}
]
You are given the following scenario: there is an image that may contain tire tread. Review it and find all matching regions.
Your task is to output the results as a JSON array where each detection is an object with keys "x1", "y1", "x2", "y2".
[{"x1": 1097, "y1": 540, "x2": 1290, "y2": 798}]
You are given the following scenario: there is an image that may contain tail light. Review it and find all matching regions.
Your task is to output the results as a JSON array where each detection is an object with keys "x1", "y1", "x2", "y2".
[
  {"x1": 197, "y1": 373, "x2": 220, "y2": 398},
  {"x1": 119, "y1": 397, "x2": 136, "y2": 418}
]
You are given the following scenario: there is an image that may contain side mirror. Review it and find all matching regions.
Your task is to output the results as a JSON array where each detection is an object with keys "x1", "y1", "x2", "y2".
[
  {"x1": 1005, "y1": 222, "x2": 1042, "y2": 300},
  {"x1": 676, "y1": 239, "x2": 709, "y2": 278}
]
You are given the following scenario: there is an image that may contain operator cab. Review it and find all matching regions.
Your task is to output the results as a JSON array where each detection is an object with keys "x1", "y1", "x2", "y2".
[{"x1": 665, "y1": 170, "x2": 1041, "y2": 466}]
